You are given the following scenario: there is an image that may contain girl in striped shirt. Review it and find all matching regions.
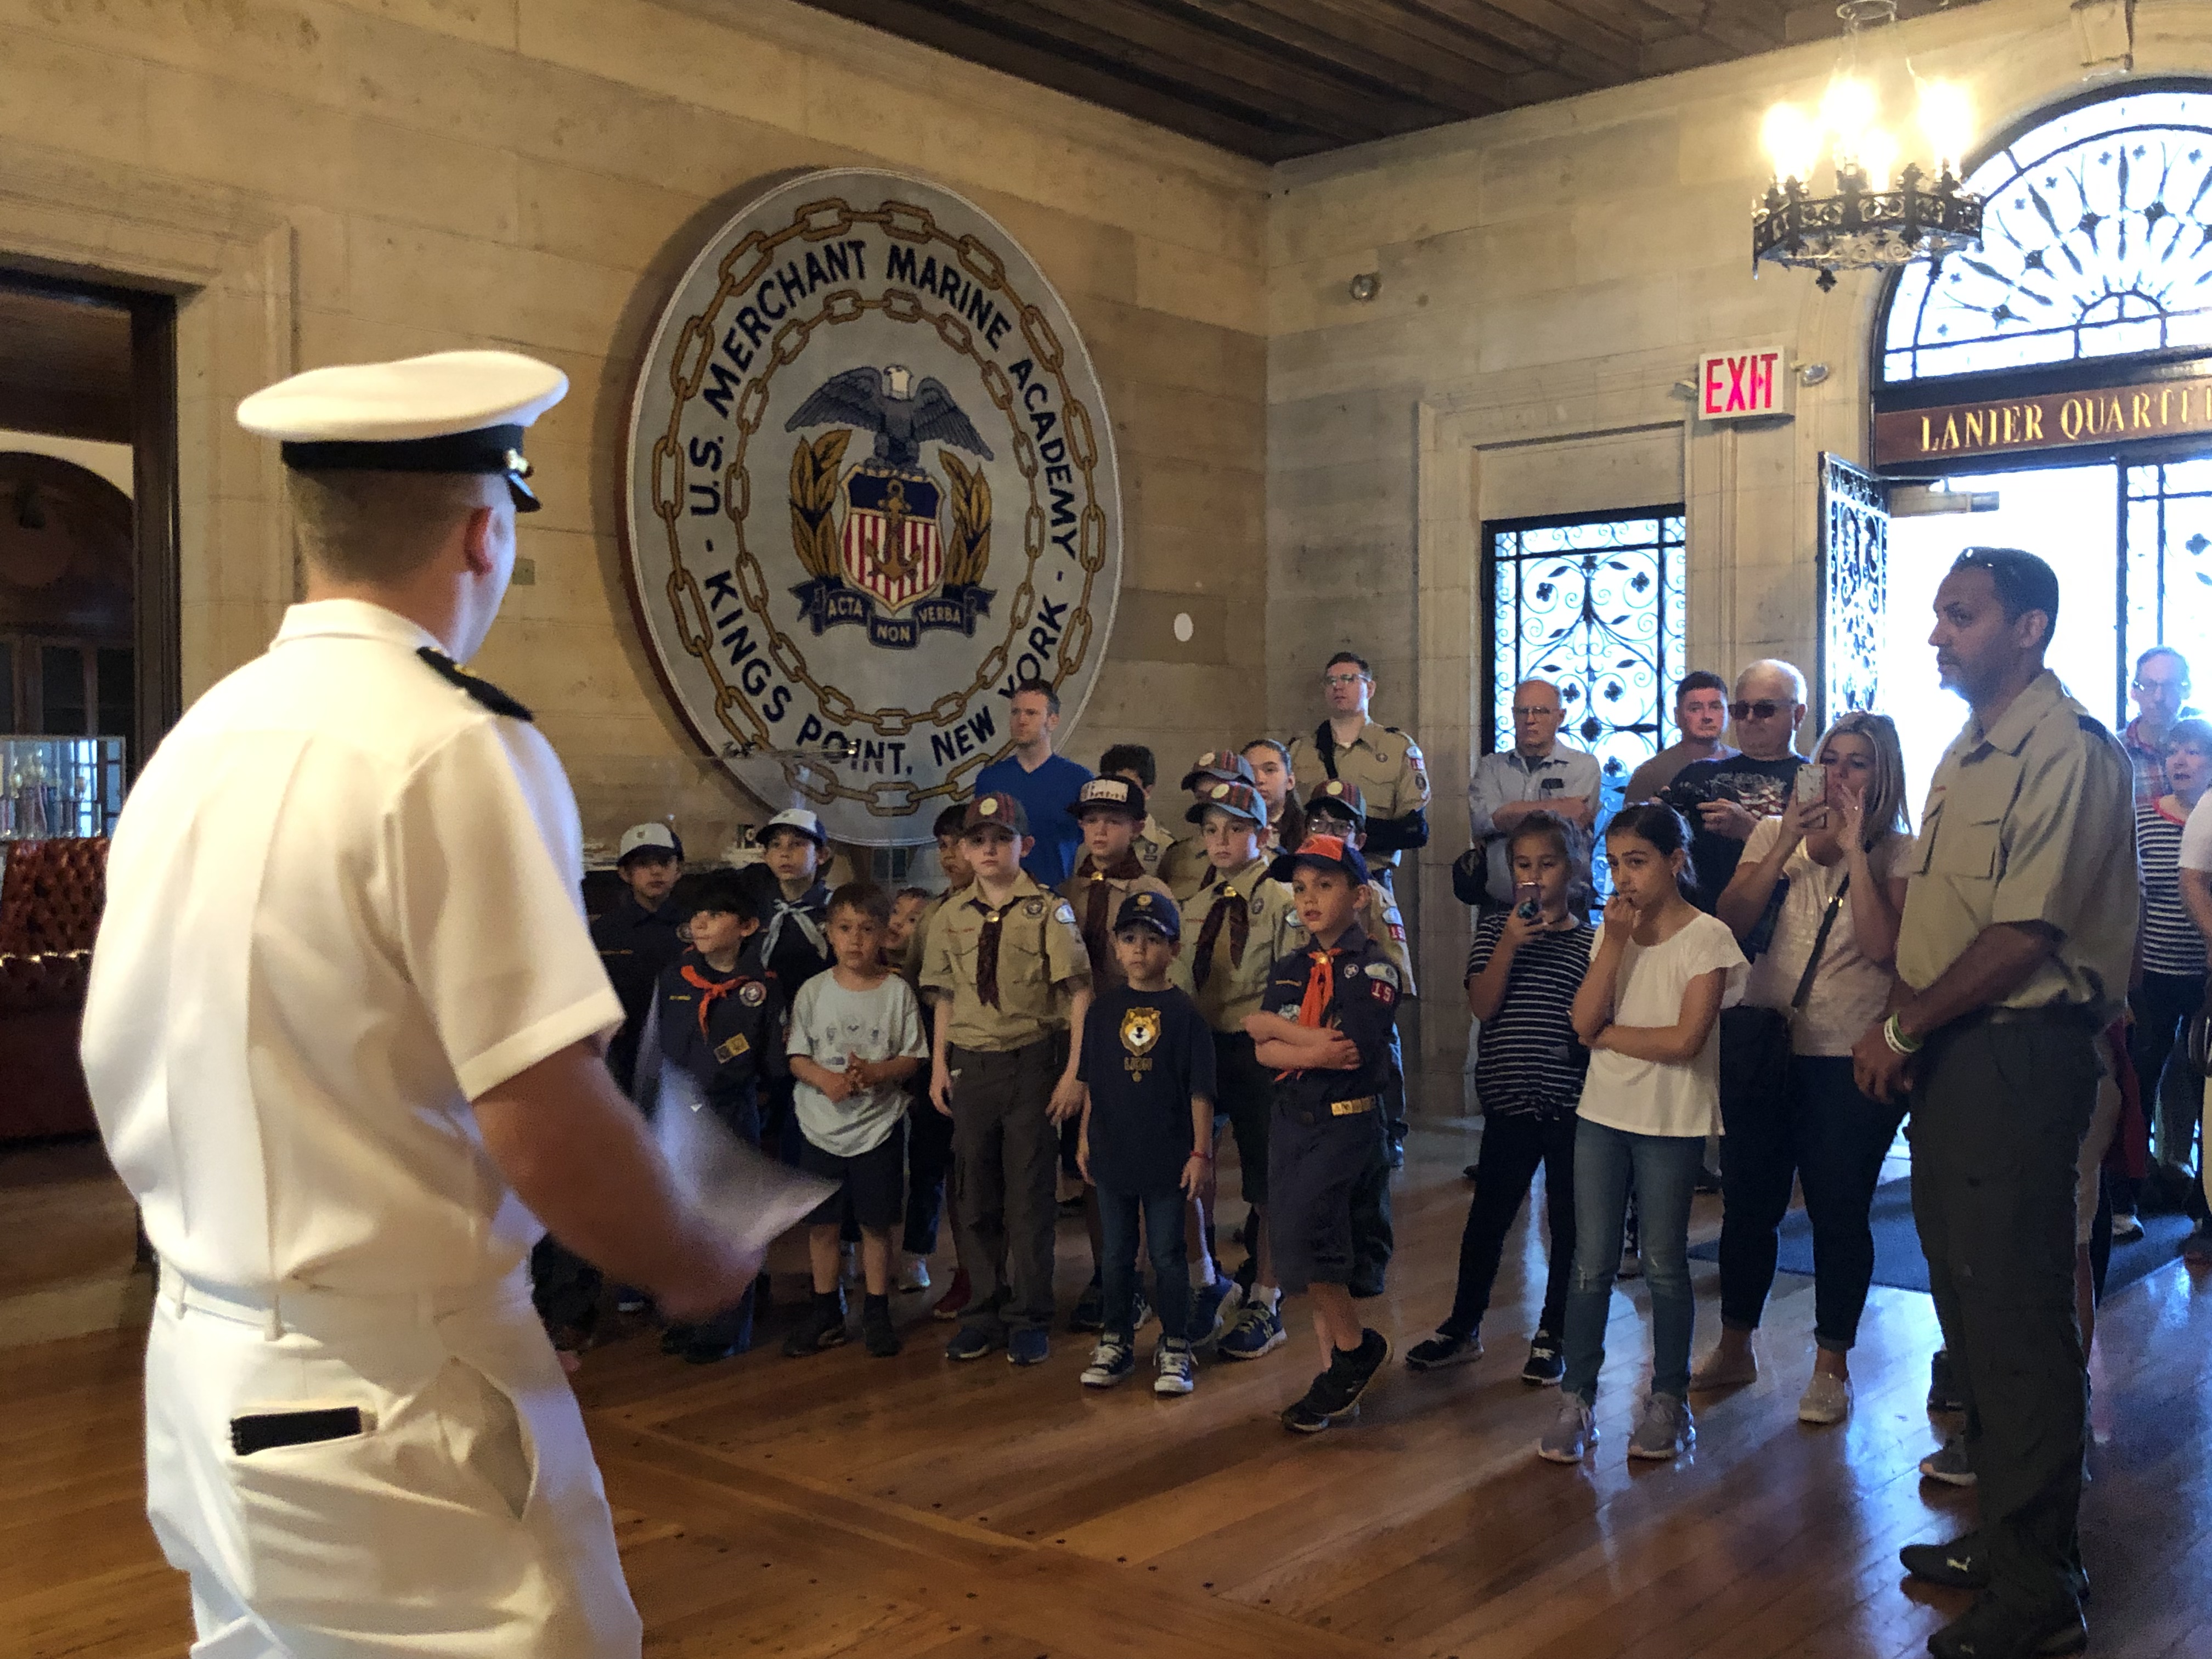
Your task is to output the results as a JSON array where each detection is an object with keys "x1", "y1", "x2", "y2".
[{"x1": 1406, "y1": 812, "x2": 1591, "y2": 1386}]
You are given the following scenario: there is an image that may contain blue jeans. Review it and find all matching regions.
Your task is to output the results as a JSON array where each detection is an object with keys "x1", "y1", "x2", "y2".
[
  {"x1": 1097, "y1": 1186, "x2": 1193, "y2": 1345},
  {"x1": 1561, "y1": 1117, "x2": 1704, "y2": 1403}
]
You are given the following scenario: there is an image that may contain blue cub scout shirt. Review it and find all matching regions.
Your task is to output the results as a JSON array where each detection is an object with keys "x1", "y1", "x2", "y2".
[
  {"x1": 657, "y1": 951, "x2": 786, "y2": 1128},
  {"x1": 1262, "y1": 923, "x2": 1400, "y2": 1114}
]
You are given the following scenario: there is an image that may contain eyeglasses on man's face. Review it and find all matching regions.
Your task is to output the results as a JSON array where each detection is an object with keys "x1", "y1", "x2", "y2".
[
  {"x1": 1322, "y1": 673, "x2": 1367, "y2": 688},
  {"x1": 1729, "y1": 699, "x2": 1791, "y2": 720},
  {"x1": 2134, "y1": 676, "x2": 2189, "y2": 696},
  {"x1": 1513, "y1": 704, "x2": 1560, "y2": 720}
]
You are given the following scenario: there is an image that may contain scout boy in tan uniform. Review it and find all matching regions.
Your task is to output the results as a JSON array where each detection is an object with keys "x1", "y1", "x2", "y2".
[
  {"x1": 921, "y1": 792, "x2": 1092, "y2": 1367},
  {"x1": 1156, "y1": 749, "x2": 1259, "y2": 900},
  {"x1": 1173, "y1": 777, "x2": 1301, "y2": 1363}
]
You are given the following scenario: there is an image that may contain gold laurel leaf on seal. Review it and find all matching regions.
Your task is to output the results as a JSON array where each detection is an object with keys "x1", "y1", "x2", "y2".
[
  {"x1": 938, "y1": 447, "x2": 992, "y2": 587},
  {"x1": 787, "y1": 427, "x2": 851, "y2": 579}
]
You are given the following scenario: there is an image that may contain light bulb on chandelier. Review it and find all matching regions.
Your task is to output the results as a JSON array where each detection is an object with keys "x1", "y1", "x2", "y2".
[{"x1": 1752, "y1": 0, "x2": 1984, "y2": 290}]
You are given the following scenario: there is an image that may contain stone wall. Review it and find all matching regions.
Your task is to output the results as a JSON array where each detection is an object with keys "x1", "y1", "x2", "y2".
[
  {"x1": 1265, "y1": 0, "x2": 2212, "y2": 1104},
  {"x1": 0, "y1": 0, "x2": 1269, "y2": 856}
]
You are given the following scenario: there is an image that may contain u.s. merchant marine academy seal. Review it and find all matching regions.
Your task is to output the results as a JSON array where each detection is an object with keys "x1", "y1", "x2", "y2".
[{"x1": 624, "y1": 169, "x2": 1124, "y2": 844}]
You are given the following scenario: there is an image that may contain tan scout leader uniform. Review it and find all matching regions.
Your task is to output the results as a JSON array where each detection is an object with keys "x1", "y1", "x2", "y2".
[
  {"x1": 919, "y1": 793, "x2": 1091, "y2": 1339},
  {"x1": 1899, "y1": 667, "x2": 2134, "y2": 1619},
  {"x1": 1286, "y1": 717, "x2": 1430, "y2": 874},
  {"x1": 1173, "y1": 780, "x2": 1301, "y2": 1206},
  {"x1": 80, "y1": 353, "x2": 652, "y2": 1659}
]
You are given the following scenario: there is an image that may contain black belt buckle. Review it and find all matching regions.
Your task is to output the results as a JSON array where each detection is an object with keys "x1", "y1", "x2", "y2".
[{"x1": 230, "y1": 1406, "x2": 368, "y2": 1457}]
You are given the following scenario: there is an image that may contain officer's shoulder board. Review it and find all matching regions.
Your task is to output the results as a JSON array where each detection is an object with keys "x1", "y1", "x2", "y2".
[
  {"x1": 2077, "y1": 713, "x2": 2112, "y2": 740},
  {"x1": 418, "y1": 647, "x2": 533, "y2": 721}
]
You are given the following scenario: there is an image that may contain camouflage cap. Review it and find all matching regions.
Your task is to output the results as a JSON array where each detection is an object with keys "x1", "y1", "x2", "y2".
[
  {"x1": 1185, "y1": 777, "x2": 1267, "y2": 826},
  {"x1": 1179, "y1": 748, "x2": 1257, "y2": 792},
  {"x1": 1304, "y1": 777, "x2": 1368, "y2": 825}
]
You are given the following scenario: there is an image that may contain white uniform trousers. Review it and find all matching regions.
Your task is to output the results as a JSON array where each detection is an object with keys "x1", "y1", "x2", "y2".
[{"x1": 145, "y1": 1266, "x2": 640, "y2": 1658}]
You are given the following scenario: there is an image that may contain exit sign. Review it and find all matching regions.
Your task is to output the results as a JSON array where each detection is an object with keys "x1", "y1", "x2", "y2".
[{"x1": 1698, "y1": 348, "x2": 1793, "y2": 420}]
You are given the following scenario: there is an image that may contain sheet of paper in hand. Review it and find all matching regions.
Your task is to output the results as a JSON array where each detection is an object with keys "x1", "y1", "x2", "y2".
[{"x1": 651, "y1": 1063, "x2": 839, "y2": 1257}]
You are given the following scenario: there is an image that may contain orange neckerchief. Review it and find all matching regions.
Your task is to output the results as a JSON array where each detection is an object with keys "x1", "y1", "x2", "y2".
[
  {"x1": 681, "y1": 963, "x2": 742, "y2": 1040},
  {"x1": 1277, "y1": 944, "x2": 1342, "y2": 1080}
]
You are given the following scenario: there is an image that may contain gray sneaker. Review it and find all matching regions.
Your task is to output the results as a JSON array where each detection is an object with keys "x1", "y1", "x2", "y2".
[
  {"x1": 1627, "y1": 1391, "x2": 1695, "y2": 1459},
  {"x1": 1536, "y1": 1396, "x2": 1596, "y2": 1463},
  {"x1": 1919, "y1": 1432, "x2": 1976, "y2": 1486}
]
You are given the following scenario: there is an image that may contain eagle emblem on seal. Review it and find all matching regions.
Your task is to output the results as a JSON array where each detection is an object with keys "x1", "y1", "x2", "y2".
[{"x1": 783, "y1": 364, "x2": 997, "y2": 649}]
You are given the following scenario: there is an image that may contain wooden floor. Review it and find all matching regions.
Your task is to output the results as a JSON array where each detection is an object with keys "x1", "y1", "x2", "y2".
[{"x1": 7, "y1": 1124, "x2": 2212, "y2": 1659}]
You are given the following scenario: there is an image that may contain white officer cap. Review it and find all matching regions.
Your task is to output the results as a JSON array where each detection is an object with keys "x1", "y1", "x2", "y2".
[
  {"x1": 235, "y1": 350, "x2": 568, "y2": 512},
  {"x1": 754, "y1": 808, "x2": 828, "y2": 848},
  {"x1": 617, "y1": 822, "x2": 682, "y2": 862}
]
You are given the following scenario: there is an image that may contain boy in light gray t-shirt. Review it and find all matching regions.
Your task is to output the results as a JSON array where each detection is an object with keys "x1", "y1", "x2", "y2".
[{"x1": 782, "y1": 884, "x2": 929, "y2": 1359}]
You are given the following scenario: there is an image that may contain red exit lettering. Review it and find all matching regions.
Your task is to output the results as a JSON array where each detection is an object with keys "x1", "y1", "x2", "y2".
[{"x1": 1700, "y1": 350, "x2": 1785, "y2": 418}]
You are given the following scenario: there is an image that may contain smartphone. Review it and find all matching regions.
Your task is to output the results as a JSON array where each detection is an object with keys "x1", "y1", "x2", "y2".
[
  {"x1": 1513, "y1": 881, "x2": 1542, "y2": 920},
  {"x1": 1794, "y1": 763, "x2": 1827, "y2": 805}
]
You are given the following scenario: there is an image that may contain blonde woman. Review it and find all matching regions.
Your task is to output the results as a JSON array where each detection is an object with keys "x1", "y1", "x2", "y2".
[{"x1": 1698, "y1": 711, "x2": 1914, "y2": 1425}]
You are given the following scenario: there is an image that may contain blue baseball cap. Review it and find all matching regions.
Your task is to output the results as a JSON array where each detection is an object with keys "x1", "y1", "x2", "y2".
[
  {"x1": 1113, "y1": 890, "x2": 1180, "y2": 941},
  {"x1": 1267, "y1": 831, "x2": 1371, "y2": 888}
]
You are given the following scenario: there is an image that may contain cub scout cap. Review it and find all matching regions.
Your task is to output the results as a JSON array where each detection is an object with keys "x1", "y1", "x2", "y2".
[
  {"x1": 1069, "y1": 776, "x2": 1144, "y2": 819},
  {"x1": 1305, "y1": 778, "x2": 1368, "y2": 825},
  {"x1": 963, "y1": 792, "x2": 1030, "y2": 836},
  {"x1": 1186, "y1": 778, "x2": 1266, "y2": 826},
  {"x1": 1113, "y1": 890, "x2": 1180, "y2": 941},
  {"x1": 1267, "y1": 831, "x2": 1372, "y2": 888},
  {"x1": 617, "y1": 822, "x2": 683, "y2": 862},
  {"x1": 237, "y1": 350, "x2": 568, "y2": 512},
  {"x1": 754, "y1": 806, "x2": 828, "y2": 847},
  {"x1": 1180, "y1": 749, "x2": 1257, "y2": 792}
]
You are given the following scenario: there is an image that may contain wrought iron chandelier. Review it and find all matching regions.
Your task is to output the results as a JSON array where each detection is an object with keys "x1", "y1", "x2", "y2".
[{"x1": 1752, "y1": 0, "x2": 1983, "y2": 290}]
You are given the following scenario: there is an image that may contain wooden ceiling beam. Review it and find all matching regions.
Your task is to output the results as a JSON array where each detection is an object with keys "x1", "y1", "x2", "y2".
[
  {"x1": 945, "y1": 0, "x2": 1440, "y2": 144},
  {"x1": 1177, "y1": 0, "x2": 1515, "y2": 117},
  {"x1": 1400, "y1": 0, "x2": 1639, "y2": 84},
  {"x1": 789, "y1": 0, "x2": 1333, "y2": 157},
  {"x1": 1631, "y1": 0, "x2": 1788, "y2": 54}
]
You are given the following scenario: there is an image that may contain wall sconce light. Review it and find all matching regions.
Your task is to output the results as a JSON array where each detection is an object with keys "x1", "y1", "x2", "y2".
[
  {"x1": 1799, "y1": 362, "x2": 1831, "y2": 385},
  {"x1": 1348, "y1": 272, "x2": 1380, "y2": 302}
]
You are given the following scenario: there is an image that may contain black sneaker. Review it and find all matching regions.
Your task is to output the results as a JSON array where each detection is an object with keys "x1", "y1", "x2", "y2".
[
  {"x1": 1069, "y1": 1278, "x2": 1105, "y2": 1333},
  {"x1": 1927, "y1": 1592, "x2": 2086, "y2": 1659},
  {"x1": 1281, "y1": 1366, "x2": 1361, "y2": 1434},
  {"x1": 782, "y1": 1292, "x2": 849, "y2": 1358},
  {"x1": 1902, "y1": 1537, "x2": 2090, "y2": 1604},
  {"x1": 1334, "y1": 1328, "x2": 1391, "y2": 1410},
  {"x1": 1405, "y1": 1331, "x2": 1481, "y2": 1372},
  {"x1": 1928, "y1": 1348, "x2": 1966, "y2": 1414},
  {"x1": 861, "y1": 1295, "x2": 900, "y2": 1358},
  {"x1": 1520, "y1": 1330, "x2": 1565, "y2": 1386}
]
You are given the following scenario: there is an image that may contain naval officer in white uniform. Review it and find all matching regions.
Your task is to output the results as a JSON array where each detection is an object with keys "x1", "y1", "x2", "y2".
[{"x1": 81, "y1": 351, "x2": 758, "y2": 1657}]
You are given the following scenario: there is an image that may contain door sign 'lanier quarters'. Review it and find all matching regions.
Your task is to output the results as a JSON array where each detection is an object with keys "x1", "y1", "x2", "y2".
[{"x1": 624, "y1": 169, "x2": 1123, "y2": 844}]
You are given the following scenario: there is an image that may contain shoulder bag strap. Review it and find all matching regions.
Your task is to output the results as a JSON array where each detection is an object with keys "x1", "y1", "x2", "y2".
[
  {"x1": 1314, "y1": 720, "x2": 1340, "y2": 782},
  {"x1": 1788, "y1": 873, "x2": 1850, "y2": 1012}
]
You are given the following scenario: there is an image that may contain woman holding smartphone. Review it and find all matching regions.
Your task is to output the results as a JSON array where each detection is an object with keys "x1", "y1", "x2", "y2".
[{"x1": 1699, "y1": 711, "x2": 1913, "y2": 1425}]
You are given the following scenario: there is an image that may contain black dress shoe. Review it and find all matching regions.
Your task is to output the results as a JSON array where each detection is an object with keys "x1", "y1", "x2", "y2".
[{"x1": 1927, "y1": 1593, "x2": 2085, "y2": 1658}]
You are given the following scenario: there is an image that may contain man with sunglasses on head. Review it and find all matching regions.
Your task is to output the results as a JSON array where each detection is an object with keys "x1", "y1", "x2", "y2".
[{"x1": 1661, "y1": 660, "x2": 1810, "y2": 913}]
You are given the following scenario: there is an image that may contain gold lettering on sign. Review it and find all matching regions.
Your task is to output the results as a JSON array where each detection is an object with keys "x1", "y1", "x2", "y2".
[
  {"x1": 1875, "y1": 368, "x2": 2212, "y2": 464},
  {"x1": 2024, "y1": 403, "x2": 2044, "y2": 441}
]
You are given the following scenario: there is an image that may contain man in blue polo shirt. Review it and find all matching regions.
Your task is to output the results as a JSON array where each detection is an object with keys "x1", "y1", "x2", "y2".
[{"x1": 975, "y1": 678, "x2": 1093, "y2": 888}]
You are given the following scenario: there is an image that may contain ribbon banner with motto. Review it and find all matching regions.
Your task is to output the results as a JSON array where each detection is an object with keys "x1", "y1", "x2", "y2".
[{"x1": 624, "y1": 170, "x2": 1124, "y2": 844}]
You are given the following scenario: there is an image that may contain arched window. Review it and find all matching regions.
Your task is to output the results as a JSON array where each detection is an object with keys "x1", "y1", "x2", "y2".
[{"x1": 1882, "y1": 84, "x2": 2212, "y2": 383}]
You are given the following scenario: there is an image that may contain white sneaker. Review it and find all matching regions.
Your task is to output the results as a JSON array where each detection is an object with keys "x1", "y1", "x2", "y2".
[
  {"x1": 1627, "y1": 1391, "x2": 1695, "y2": 1460},
  {"x1": 1537, "y1": 1397, "x2": 1596, "y2": 1463},
  {"x1": 896, "y1": 1256, "x2": 931, "y2": 1293},
  {"x1": 1154, "y1": 1340, "x2": 1197, "y2": 1396},
  {"x1": 1797, "y1": 1370, "x2": 1852, "y2": 1425}
]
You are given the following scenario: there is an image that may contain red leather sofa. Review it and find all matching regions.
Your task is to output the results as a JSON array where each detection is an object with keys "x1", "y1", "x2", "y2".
[{"x1": 0, "y1": 837, "x2": 105, "y2": 1141}]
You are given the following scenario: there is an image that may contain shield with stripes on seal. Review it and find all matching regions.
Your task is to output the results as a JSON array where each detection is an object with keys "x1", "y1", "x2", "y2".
[{"x1": 839, "y1": 464, "x2": 942, "y2": 613}]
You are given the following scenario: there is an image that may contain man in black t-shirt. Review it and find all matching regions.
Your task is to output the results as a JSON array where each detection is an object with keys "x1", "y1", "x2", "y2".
[
  {"x1": 1076, "y1": 891, "x2": 1217, "y2": 1396},
  {"x1": 1660, "y1": 659, "x2": 1809, "y2": 912}
]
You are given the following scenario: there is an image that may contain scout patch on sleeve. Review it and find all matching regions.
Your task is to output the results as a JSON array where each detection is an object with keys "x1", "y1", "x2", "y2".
[
  {"x1": 1024, "y1": 898, "x2": 1045, "y2": 918},
  {"x1": 1364, "y1": 962, "x2": 1400, "y2": 988},
  {"x1": 1248, "y1": 893, "x2": 1266, "y2": 917},
  {"x1": 1053, "y1": 901, "x2": 1075, "y2": 925},
  {"x1": 715, "y1": 1033, "x2": 751, "y2": 1062},
  {"x1": 738, "y1": 981, "x2": 767, "y2": 1007},
  {"x1": 1372, "y1": 978, "x2": 1397, "y2": 1006}
]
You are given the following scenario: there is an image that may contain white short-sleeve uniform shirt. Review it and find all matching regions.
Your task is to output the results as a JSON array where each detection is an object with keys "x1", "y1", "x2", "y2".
[{"x1": 83, "y1": 599, "x2": 622, "y2": 1300}]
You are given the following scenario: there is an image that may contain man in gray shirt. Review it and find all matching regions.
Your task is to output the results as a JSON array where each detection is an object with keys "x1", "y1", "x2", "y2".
[{"x1": 1467, "y1": 679, "x2": 1603, "y2": 905}]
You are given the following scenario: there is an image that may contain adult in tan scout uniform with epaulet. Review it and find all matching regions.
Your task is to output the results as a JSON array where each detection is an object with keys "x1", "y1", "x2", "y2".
[
  {"x1": 1850, "y1": 548, "x2": 2135, "y2": 1659},
  {"x1": 921, "y1": 792, "x2": 1092, "y2": 1366},
  {"x1": 1284, "y1": 650, "x2": 1431, "y2": 883},
  {"x1": 1173, "y1": 777, "x2": 1302, "y2": 1363}
]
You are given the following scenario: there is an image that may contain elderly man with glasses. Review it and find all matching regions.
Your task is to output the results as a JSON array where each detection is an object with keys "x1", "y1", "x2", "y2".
[
  {"x1": 1657, "y1": 659, "x2": 1812, "y2": 913},
  {"x1": 2124, "y1": 645, "x2": 2196, "y2": 806},
  {"x1": 1466, "y1": 679, "x2": 1603, "y2": 909}
]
